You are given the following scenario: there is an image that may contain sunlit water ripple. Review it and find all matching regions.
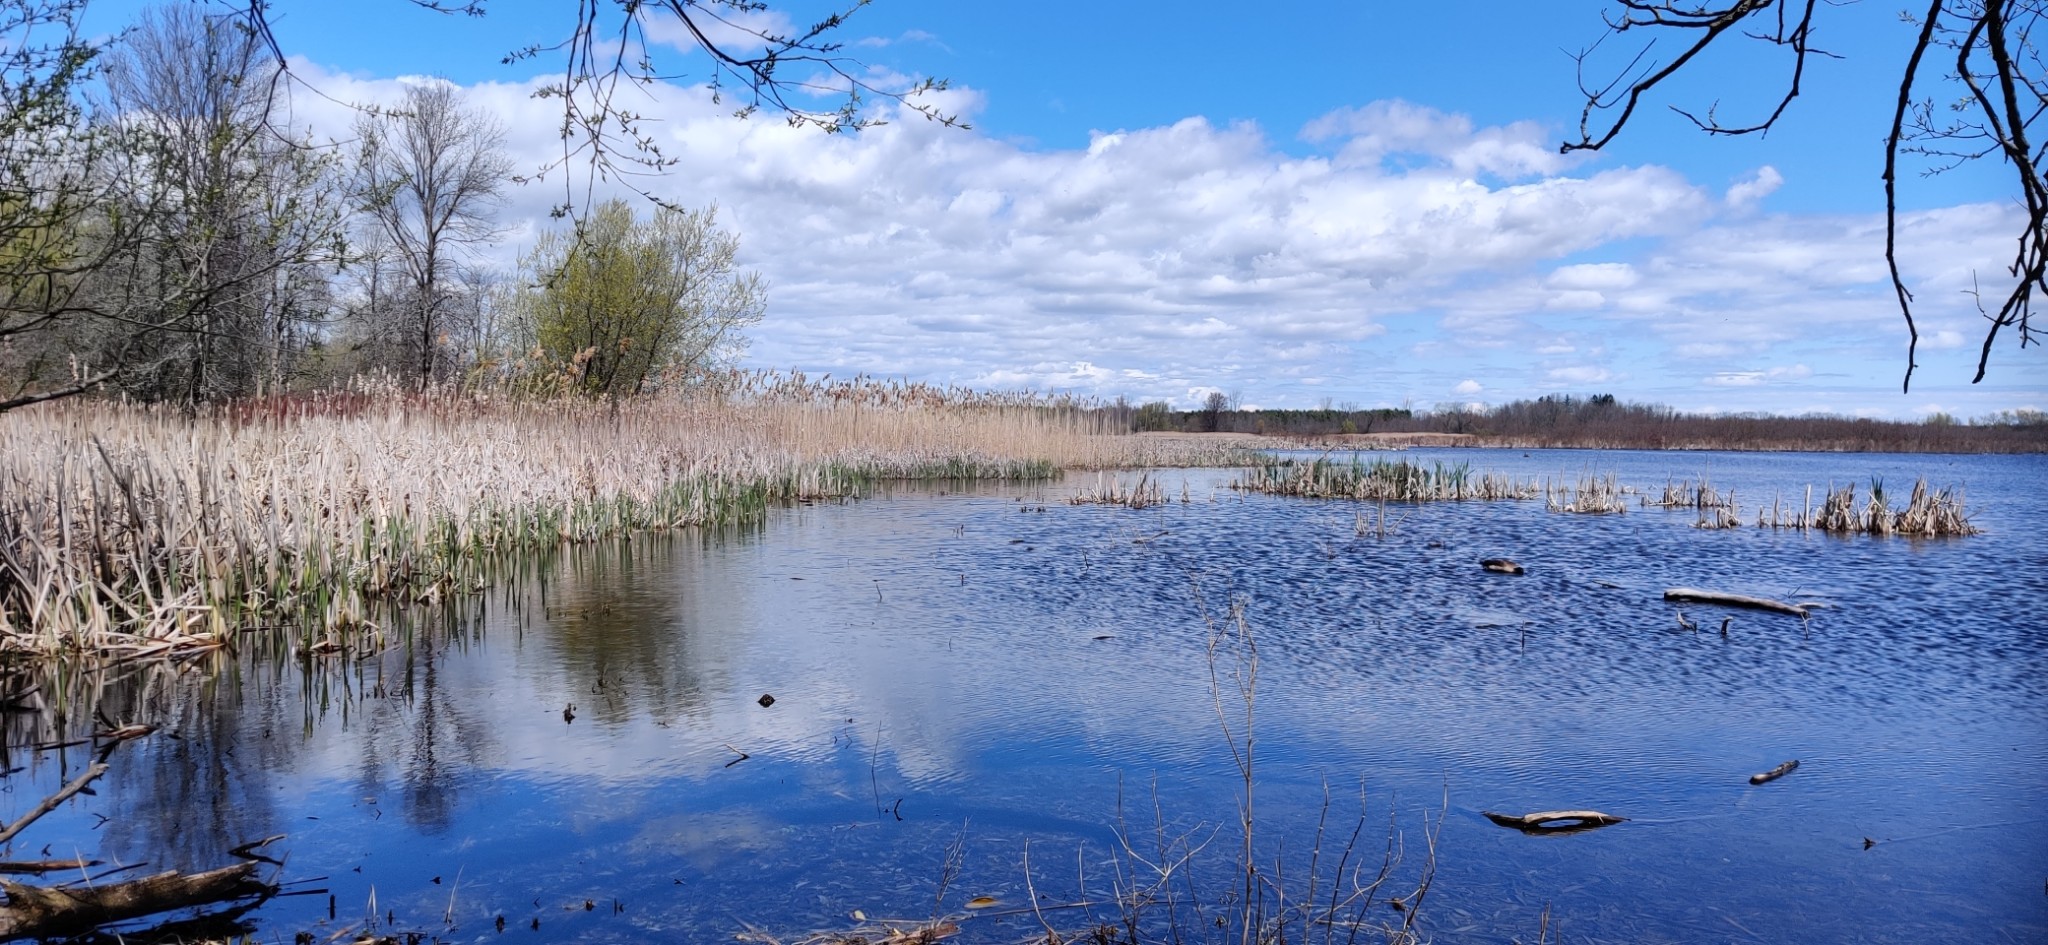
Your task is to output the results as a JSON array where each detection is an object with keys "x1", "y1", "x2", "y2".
[{"x1": 8, "y1": 448, "x2": 2044, "y2": 944}]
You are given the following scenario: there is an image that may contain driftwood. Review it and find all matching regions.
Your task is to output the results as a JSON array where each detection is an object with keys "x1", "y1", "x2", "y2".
[
  {"x1": 0, "y1": 860, "x2": 99, "y2": 875},
  {"x1": 1483, "y1": 810, "x2": 1627, "y2": 834},
  {"x1": 0, "y1": 762, "x2": 107, "y2": 847},
  {"x1": 1749, "y1": 760, "x2": 1800, "y2": 785},
  {"x1": 1662, "y1": 588, "x2": 1809, "y2": 617},
  {"x1": 1480, "y1": 558, "x2": 1525, "y2": 575},
  {"x1": 0, "y1": 862, "x2": 271, "y2": 941}
]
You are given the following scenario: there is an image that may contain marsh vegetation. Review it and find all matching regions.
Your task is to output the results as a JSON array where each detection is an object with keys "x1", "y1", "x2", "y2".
[{"x1": 0, "y1": 377, "x2": 1248, "y2": 656}]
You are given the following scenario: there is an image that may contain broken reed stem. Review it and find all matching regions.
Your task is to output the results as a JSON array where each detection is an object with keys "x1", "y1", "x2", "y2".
[{"x1": 0, "y1": 383, "x2": 1246, "y2": 656}]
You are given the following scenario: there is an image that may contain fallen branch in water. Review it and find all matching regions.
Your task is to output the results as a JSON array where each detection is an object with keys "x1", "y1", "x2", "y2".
[
  {"x1": 1483, "y1": 810, "x2": 1627, "y2": 834},
  {"x1": 0, "y1": 762, "x2": 108, "y2": 847},
  {"x1": 1662, "y1": 588, "x2": 1809, "y2": 618},
  {"x1": 1749, "y1": 760, "x2": 1800, "y2": 785},
  {"x1": 0, "y1": 860, "x2": 99, "y2": 875},
  {"x1": 0, "y1": 862, "x2": 272, "y2": 941}
]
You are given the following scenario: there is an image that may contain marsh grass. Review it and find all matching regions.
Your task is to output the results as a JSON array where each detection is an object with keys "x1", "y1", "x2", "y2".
[
  {"x1": 1232, "y1": 458, "x2": 1538, "y2": 503},
  {"x1": 1795, "y1": 477, "x2": 1979, "y2": 536},
  {"x1": 0, "y1": 379, "x2": 1246, "y2": 656},
  {"x1": 1070, "y1": 472, "x2": 1170, "y2": 509},
  {"x1": 1544, "y1": 472, "x2": 1628, "y2": 515},
  {"x1": 1649, "y1": 476, "x2": 1729, "y2": 511}
]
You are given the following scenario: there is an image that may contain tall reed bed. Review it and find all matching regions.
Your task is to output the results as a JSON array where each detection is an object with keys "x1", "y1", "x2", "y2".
[
  {"x1": 1232, "y1": 457, "x2": 1540, "y2": 501},
  {"x1": 1773, "y1": 477, "x2": 1979, "y2": 536},
  {"x1": 0, "y1": 382, "x2": 1246, "y2": 655}
]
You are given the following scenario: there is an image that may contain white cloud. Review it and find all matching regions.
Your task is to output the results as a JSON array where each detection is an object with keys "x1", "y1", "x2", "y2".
[
  {"x1": 1547, "y1": 366, "x2": 1614, "y2": 385},
  {"x1": 1301, "y1": 99, "x2": 1569, "y2": 180},
  {"x1": 1703, "y1": 364, "x2": 1813, "y2": 387},
  {"x1": 273, "y1": 64, "x2": 2042, "y2": 417},
  {"x1": 1725, "y1": 166, "x2": 1784, "y2": 210},
  {"x1": 1453, "y1": 379, "x2": 1484, "y2": 395}
]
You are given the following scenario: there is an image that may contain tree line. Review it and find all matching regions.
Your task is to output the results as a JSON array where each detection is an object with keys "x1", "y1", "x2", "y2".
[
  {"x1": 1, "y1": 1, "x2": 763, "y2": 413},
  {"x1": 1126, "y1": 393, "x2": 2048, "y2": 453}
]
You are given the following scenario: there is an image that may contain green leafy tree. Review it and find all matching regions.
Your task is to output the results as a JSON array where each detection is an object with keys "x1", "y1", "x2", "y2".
[
  {"x1": 94, "y1": 3, "x2": 350, "y2": 403},
  {"x1": 0, "y1": 0, "x2": 120, "y2": 411},
  {"x1": 513, "y1": 199, "x2": 765, "y2": 397}
]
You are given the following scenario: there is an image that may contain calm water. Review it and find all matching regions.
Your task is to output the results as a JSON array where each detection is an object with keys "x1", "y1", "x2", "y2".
[{"x1": 8, "y1": 449, "x2": 2046, "y2": 944}]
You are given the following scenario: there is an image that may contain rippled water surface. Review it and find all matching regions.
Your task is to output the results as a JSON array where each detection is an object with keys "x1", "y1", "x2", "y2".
[{"x1": 11, "y1": 449, "x2": 2046, "y2": 943}]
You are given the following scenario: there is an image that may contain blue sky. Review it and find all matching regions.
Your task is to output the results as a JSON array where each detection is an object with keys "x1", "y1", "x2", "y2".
[{"x1": 81, "y1": 1, "x2": 2045, "y2": 417}]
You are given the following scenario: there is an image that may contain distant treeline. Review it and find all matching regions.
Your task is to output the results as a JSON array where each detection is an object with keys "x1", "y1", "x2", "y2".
[{"x1": 1116, "y1": 394, "x2": 2048, "y2": 453}]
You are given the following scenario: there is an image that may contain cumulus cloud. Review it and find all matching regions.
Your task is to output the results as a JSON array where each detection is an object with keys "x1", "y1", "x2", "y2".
[
  {"x1": 1453, "y1": 379, "x2": 1484, "y2": 395},
  {"x1": 275, "y1": 63, "x2": 2038, "y2": 416},
  {"x1": 1725, "y1": 166, "x2": 1784, "y2": 210},
  {"x1": 1301, "y1": 99, "x2": 1569, "y2": 180}
]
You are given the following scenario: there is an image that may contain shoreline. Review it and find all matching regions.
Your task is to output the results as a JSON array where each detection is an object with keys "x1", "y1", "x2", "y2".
[{"x1": 1133, "y1": 430, "x2": 2048, "y2": 455}]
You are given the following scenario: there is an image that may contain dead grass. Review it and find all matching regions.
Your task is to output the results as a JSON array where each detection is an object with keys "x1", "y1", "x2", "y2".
[
  {"x1": 0, "y1": 379, "x2": 1246, "y2": 656},
  {"x1": 1231, "y1": 458, "x2": 1539, "y2": 502}
]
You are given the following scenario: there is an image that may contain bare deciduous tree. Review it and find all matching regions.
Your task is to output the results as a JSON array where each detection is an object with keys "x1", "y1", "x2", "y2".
[
  {"x1": 232, "y1": 1, "x2": 963, "y2": 215},
  {"x1": 352, "y1": 81, "x2": 510, "y2": 387},
  {"x1": 95, "y1": 3, "x2": 347, "y2": 404},
  {"x1": 1566, "y1": 1, "x2": 2043, "y2": 391}
]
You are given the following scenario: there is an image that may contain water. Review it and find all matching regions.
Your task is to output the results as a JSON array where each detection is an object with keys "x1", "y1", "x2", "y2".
[{"x1": 7, "y1": 449, "x2": 2045, "y2": 944}]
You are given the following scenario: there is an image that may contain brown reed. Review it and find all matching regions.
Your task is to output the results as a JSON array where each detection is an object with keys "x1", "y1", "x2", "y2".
[
  {"x1": 1545, "y1": 472, "x2": 1628, "y2": 514},
  {"x1": 1231, "y1": 458, "x2": 1540, "y2": 502},
  {"x1": 1068, "y1": 472, "x2": 1169, "y2": 509},
  {"x1": 1794, "y1": 477, "x2": 1978, "y2": 536},
  {"x1": 0, "y1": 380, "x2": 1246, "y2": 656},
  {"x1": 1649, "y1": 476, "x2": 1729, "y2": 510}
]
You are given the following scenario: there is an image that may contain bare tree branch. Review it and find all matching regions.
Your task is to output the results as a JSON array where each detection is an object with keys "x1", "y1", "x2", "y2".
[{"x1": 1568, "y1": 1, "x2": 2046, "y2": 390}]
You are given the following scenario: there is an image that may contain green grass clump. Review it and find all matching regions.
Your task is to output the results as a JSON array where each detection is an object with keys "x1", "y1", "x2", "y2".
[{"x1": 1230, "y1": 458, "x2": 1539, "y2": 502}]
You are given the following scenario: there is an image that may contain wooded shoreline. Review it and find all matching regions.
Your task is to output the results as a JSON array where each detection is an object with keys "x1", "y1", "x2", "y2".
[{"x1": 1134, "y1": 429, "x2": 2048, "y2": 454}]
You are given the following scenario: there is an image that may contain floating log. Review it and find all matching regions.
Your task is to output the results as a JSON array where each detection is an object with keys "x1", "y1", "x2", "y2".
[
  {"x1": 1662, "y1": 588, "x2": 1808, "y2": 617},
  {"x1": 1749, "y1": 759, "x2": 1799, "y2": 785},
  {"x1": 1480, "y1": 558, "x2": 1525, "y2": 575},
  {"x1": 1482, "y1": 810, "x2": 1626, "y2": 834},
  {"x1": 0, "y1": 862, "x2": 272, "y2": 941}
]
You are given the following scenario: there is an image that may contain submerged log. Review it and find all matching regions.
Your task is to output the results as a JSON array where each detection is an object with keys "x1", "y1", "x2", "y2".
[
  {"x1": 1483, "y1": 810, "x2": 1626, "y2": 834},
  {"x1": 0, "y1": 862, "x2": 271, "y2": 941},
  {"x1": 1480, "y1": 558, "x2": 1525, "y2": 575},
  {"x1": 1662, "y1": 588, "x2": 1809, "y2": 617},
  {"x1": 1749, "y1": 759, "x2": 1800, "y2": 785},
  {"x1": 0, "y1": 860, "x2": 99, "y2": 875}
]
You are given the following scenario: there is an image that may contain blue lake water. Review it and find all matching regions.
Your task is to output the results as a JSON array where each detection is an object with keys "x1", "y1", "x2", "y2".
[{"x1": 7, "y1": 448, "x2": 2045, "y2": 943}]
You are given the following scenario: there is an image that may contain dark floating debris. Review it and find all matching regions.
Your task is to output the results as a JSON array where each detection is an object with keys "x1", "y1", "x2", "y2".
[
  {"x1": 1483, "y1": 809, "x2": 1626, "y2": 834},
  {"x1": 1750, "y1": 759, "x2": 1800, "y2": 785},
  {"x1": 757, "y1": 693, "x2": 776, "y2": 708},
  {"x1": 1480, "y1": 558, "x2": 1525, "y2": 575},
  {"x1": 562, "y1": 703, "x2": 575, "y2": 724}
]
